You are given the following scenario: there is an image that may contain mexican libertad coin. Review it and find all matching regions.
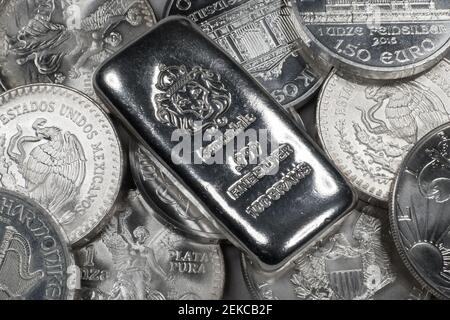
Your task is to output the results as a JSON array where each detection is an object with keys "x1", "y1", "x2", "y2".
[
  {"x1": 76, "y1": 190, "x2": 225, "y2": 300},
  {"x1": 0, "y1": 0, "x2": 156, "y2": 97},
  {"x1": 165, "y1": 0, "x2": 323, "y2": 108},
  {"x1": 317, "y1": 58, "x2": 450, "y2": 203},
  {"x1": 129, "y1": 142, "x2": 224, "y2": 242},
  {"x1": 293, "y1": 0, "x2": 450, "y2": 80},
  {"x1": 0, "y1": 188, "x2": 77, "y2": 300},
  {"x1": 242, "y1": 205, "x2": 428, "y2": 300},
  {"x1": 391, "y1": 123, "x2": 450, "y2": 299},
  {"x1": 0, "y1": 84, "x2": 123, "y2": 245}
]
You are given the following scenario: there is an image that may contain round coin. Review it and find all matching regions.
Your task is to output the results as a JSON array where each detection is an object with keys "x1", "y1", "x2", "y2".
[
  {"x1": 0, "y1": 188, "x2": 77, "y2": 300},
  {"x1": 0, "y1": 0, "x2": 156, "y2": 98},
  {"x1": 165, "y1": 0, "x2": 323, "y2": 109},
  {"x1": 76, "y1": 190, "x2": 225, "y2": 300},
  {"x1": 391, "y1": 122, "x2": 450, "y2": 299},
  {"x1": 129, "y1": 142, "x2": 224, "y2": 242},
  {"x1": 0, "y1": 84, "x2": 123, "y2": 245},
  {"x1": 243, "y1": 205, "x2": 428, "y2": 300},
  {"x1": 292, "y1": 0, "x2": 450, "y2": 80},
  {"x1": 317, "y1": 59, "x2": 450, "y2": 203}
]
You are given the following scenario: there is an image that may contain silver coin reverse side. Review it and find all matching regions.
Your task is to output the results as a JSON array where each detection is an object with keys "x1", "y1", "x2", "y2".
[
  {"x1": 391, "y1": 123, "x2": 450, "y2": 299},
  {"x1": 0, "y1": 188, "x2": 76, "y2": 300},
  {"x1": 0, "y1": 84, "x2": 123, "y2": 245},
  {"x1": 318, "y1": 59, "x2": 450, "y2": 203},
  {"x1": 243, "y1": 205, "x2": 428, "y2": 300},
  {"x1": 0, "y1": 0, "x2": 156, "y2": 97},
  {"x1": 76, "y1": 190, "x2": 225, "y2": 300}
]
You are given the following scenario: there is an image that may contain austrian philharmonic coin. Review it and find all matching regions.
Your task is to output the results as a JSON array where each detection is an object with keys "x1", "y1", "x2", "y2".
[
  {"x1": 0, "y1": 84, "x2": 123, "y2": 245},
  {"x1": 243, "y1": 205, "x2": 428, "y2": 300},
  {"x1": 0, "y1": 188, "x2": 76, "y2": 300},
  {"x1": 129, "y1": 142, "x2": 224, "y2": 242},
  {"x1": 76, "y1": 191, "x2": 225, "y2": 300},
  {"x1": 391, "y1": 123, "x2": 450, "y2": 299},
  {"x1": 317, "y1": 59, "x2": 450, "y2": 203},
  {"x1": 293, "y1": 0, "x2": 450, "y2": 80},
  {"x1": 0, "y1": 0, "x2": 156, "y2": 96},
  {"x1": 165, "y1": 0, "x2": 323, "y2": 108}
]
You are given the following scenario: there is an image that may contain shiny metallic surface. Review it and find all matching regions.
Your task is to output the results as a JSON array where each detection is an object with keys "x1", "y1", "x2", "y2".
[
  {"x1": 129, "y1": 142, "x2": 224, "y2": 242},
  {"x1": 94, "y1": 17, "x2": 356, "y2": 271},
  {"x1": 391, "y1": 122, "x2": 450, "y2": 299},
  {"x1": 317, "y1": 59, "x2": 450, "y2": 203},
  {"x1": 293, "y1": 0, "x2": 450, "y2": 80},
  {"x1": 165, "y1": 0, "x2": 323, "y2": 109},
  {"x1": 75, "y1": 190, "x2": 225, "y2": 300},
  {"x1": 0, "y1": 0, "x2": 156, "y2": 97},
  {"x1": 0, "y1": 188, "x2": 76, "y2": 300},
  {"x1": 243, "y1": 204, "x2": 428, "y2": 300},
  {"x1": 0, "y1": 84, "x2": 123, "y2": 245}
]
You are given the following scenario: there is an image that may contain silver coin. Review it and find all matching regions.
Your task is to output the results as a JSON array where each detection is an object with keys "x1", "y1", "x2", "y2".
[
  {"x1": 0, "y1": 188, "x2": 77, "y2": 300},
  {"x1": 0, "y1": 84, "x2": 123, "y2": 245},
  {"x1": 0, "y1": 0, "x2": 156, "y2": 96},
  {"x1": 390, "y1": 122, "x2": 450, "y2": 299},
  {"x1": 242, "y1": 204, "x2": 428, "y2": 300},
  {"x1": 317, "y1": 59, "x2": 450, "y2": 203},
  {"x1": 165, "y1": 0, "x2": 323, "y2": 109},
  {"x1": 129, "y1": 142, "x2": 224, "y2": 242},
  {"x1": 76, "y1": 190, "x2": 225, "y2": 300},
  {"x1": 293, "y1": 0, "x2": 450, "y2": 80}
]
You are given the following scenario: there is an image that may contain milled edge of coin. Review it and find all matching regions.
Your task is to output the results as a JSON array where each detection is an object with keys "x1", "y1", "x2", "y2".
[
  {"x1": 0, "y1": 84, "x2": 124, "y2": 246},
  {"x1": 163, "y1": 0, "x2": 325, "y2": 109},
  {"x1": 0, "y1": 187, "x2": 78, "y2": 299},
  {"x1": 128, "y1": 141, "x2": 225, "y2": 243},
  {"x1": 316, "y1": 69, "x2": 388, "y2": 208},
  {"x1": 389, "y1": 123, "x2": 448, "y2": 300},
  {"x1": 240, "y1": 254, "x2": 266, "y2": 300},
  {"x1": 291, "y1": 0, "x2": 450, "y2": 80}
]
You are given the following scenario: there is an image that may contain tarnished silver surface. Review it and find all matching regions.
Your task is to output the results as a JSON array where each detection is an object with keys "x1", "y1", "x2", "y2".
[
  {"x1": 0, "y1": 188, "x2": 77, "y2": 300},
  {"x1": 76, "y1": 190, "x2": 225, "y2": 300},
  {"x1": 165, "y1": 0, "x2": 323, "y2": 109},
  {"x1": 293, "y1": 0, "x2": 450, "y2": 80},
  {"x1": 243, "y1": 205, "x2": 428, "y2": 300},
  {"x1": 391, "y1": 122, "x2": 450, "y2": 299},
  {"x1": 0, "y1": 0, "x2": 156, "y2": 97},
  {"x1": 317, "y1": 59, "x2": 450, "y2": 203},
  {"x1": 0, "y1": 84, "x2": 123, "y2": 245},
  {"x1": 129, "y1": 142, "x2": 224, "y2": 242}
]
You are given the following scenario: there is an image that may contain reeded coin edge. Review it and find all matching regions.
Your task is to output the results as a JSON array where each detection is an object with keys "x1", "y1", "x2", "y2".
[
  {"x1": 240, "y1": 254, "x2": 267, "y2": 300},
  {"x1": 389, "y1": 123, "x2": 449, "y2": 300},
  {"x1": 0, "y1": 84, "x2": 124, "y2": 245},
  {"x1": 292, "y1": 0, "x2": 450, "y2": 80}
]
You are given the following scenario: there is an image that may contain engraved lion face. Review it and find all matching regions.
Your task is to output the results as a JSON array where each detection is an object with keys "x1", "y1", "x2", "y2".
[{"x1": 155, "y1": 65, "x2": 231, "y2": 133}]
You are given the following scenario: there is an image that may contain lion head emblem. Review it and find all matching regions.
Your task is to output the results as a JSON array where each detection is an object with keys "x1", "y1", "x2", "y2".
[{"x1": 154, "y1": 64, "x2": 231, "y2": 134}]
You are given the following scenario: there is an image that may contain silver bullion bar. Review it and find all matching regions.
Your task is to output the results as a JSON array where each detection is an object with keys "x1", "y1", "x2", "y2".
[
  {"x1": 292, "y1": 0, "x2": 450, "y2": 80},
  {"x1": 242, "y1": 204, "x2": 429, "y2": 300},
  {"x1": 317, "y1": 58, "x2": 450, "y2": 204},
  {"x1": 391, "y1": 122, "x2": 450, "y2": 299},
  {"x1": 94, "y1": 17, "x2": 356, "y2": 271},
  {"x1": 164, "y1": 0, "x2": 324, "y2": 109},
  {"x1": 75, "y1": 190, "x2": 225, "y2": 300}
]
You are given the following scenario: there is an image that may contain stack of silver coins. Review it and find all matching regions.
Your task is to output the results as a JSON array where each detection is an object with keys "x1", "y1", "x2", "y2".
[{"x1": 0, "y1": 0, "x2": 449, "y2": 300}]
